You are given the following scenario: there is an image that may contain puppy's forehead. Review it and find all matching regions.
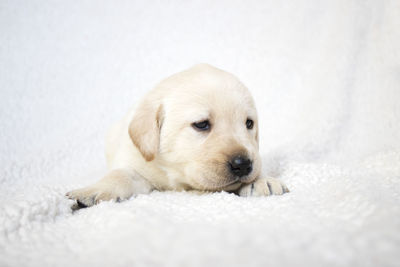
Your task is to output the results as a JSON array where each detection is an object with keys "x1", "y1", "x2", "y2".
[{"x1": 160, "y1": 64, "x2": 256, "y2": 120}]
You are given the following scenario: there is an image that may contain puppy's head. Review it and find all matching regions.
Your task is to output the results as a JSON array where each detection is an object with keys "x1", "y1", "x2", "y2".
[{"x1": 129, "y1": 64, "x2": 260, "y2": 191}]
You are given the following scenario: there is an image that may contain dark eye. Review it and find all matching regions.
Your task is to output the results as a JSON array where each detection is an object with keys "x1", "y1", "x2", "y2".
[
  {"x1": 246, "y1": 119, "x2": 254, "y2": 129},
  {"x1": 192, "y1": 120, "x2": 211, "y2": 131}
]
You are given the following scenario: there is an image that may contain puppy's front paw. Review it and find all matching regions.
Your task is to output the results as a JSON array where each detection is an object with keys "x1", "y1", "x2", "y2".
[
  {"x1": 238, "y1": 177, "x2": 289, "y2": 197},
  {"x1": 66, "y1": 185, "x2": 124, "y2": 208}
]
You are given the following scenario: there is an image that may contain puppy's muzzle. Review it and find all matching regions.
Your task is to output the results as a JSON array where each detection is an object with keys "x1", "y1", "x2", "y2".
[{"x1": 229, "y1": 155, "x2": 253, "y2": 179}]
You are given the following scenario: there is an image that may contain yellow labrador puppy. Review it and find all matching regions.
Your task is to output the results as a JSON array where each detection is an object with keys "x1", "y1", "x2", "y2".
[{"x1": 67, "y1": 64, "x2": 288, "y2": 207}]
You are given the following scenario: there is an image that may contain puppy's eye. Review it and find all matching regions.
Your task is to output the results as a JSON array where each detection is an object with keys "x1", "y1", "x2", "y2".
[
  {"x1": 246, "y1": 119, "x2": 254, "y2": 129},
  {"x1": 192, "y1": 120, "x2": 210, "y2": 131}
]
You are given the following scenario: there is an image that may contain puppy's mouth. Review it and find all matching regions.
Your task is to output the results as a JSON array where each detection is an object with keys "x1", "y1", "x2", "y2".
[
  {"x1": 192, "y1": 160, "x2": 259, "y2": 191},
  {"x1": 197, "y1": 169, "x2": 259, "y2": 191},
  {"x1": 200, "y1": 177, "x2": 243, "y2": 192},
  {"x1": 220, "y1": 180, "x2": 243, "y2": 192}
]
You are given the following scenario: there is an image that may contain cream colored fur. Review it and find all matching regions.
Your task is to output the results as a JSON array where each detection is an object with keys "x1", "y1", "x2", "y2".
[{"x1": 67, "y1": 64, "x2": 288, "y2": 207}]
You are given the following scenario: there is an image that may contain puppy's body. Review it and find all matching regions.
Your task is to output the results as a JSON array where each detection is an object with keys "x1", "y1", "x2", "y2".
[{"x1": 67, "y1": 64, "x2": 288, "y2": 207}]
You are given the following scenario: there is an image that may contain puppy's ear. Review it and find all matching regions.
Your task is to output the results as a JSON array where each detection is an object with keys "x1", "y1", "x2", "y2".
[{"x1": 129, "y1": 100, "x2": 163, "y2": 161}]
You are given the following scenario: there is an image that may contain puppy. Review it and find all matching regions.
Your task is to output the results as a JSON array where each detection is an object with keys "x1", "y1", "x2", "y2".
[{"x1": 67, "y1": 64, "x2": 289, "y2": 207}]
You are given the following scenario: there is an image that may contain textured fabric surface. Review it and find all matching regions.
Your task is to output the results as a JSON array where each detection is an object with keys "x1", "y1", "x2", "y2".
[{"x1": 1, "y1": 1, "x2": 399, "y2": 266}]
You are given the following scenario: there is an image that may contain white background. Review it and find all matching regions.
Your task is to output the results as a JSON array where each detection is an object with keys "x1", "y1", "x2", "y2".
[{"x1": 1, "y1": 1, "x2": 399, "y2": 266}]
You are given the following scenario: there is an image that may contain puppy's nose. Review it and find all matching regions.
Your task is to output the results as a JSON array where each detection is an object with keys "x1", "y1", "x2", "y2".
[{"x1": 229, "y1": 156, "x2": 252, "y2": 178}]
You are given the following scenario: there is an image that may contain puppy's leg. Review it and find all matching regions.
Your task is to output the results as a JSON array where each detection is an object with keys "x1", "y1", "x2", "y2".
[
  {"x1": 238, "y1": 177, "x2": 289, "y2": 197},
  {"x1": 66, "y1": 169, "x2": 153, "y2": 207}
]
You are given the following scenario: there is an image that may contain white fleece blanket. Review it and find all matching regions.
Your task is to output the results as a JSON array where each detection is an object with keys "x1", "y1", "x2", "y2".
[{"x1": 1, "y1": 1, "x2": 399, "y2": 267}]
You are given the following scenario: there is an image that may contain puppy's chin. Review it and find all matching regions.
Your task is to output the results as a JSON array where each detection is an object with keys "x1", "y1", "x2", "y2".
[
  {"x1": 190, "y1": 173, "x2": 257, "y2": 192},
  {"x1": 221, "y1": 181, "x2": 243, "y2": 192},
  {"x1": 236, "y1": 175, "x2": 258, "y2": 185},
  {"x1": 193, "y1": 179, "x2": 242, "y2": 192},
  {"x1": 179, "y1": 159, "x2": 261, "y2": 192}
]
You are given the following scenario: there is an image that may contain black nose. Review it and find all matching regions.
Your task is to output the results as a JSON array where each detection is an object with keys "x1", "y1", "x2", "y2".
[{"x1": 229, "y1": 156, "x2": 252, "y2": 177}]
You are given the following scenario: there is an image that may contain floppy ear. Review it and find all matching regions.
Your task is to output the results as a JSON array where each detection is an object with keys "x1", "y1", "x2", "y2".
[{"x1": 129, "y1": 100, "x2": 163, "y2": 161}]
